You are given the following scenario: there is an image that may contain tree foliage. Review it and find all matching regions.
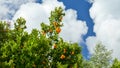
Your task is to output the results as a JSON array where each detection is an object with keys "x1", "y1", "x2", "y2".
[
  {"x1": 111, "y1": 58, "x2": 120, "y2": 68},
  {"x1": 90, "y1": 43, "x2": 112, "y2": 68},
  {"x1": 0, "y1": 7, "x2": 83, "y2": 68}
]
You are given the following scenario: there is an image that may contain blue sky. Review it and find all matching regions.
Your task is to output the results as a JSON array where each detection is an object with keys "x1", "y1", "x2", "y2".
[
  {"x1": 58, "y1": 0, "x2": 95, "y2": 59},
  {"x1": 0, "y1": 0, "x2": 120, "y2": 59}
]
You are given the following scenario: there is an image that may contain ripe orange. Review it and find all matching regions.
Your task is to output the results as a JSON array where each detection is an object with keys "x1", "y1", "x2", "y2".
[
  {"x1": 59, "y1": 16, "x2": 62, "y2": 21},
  {"x1": 53, "y1": 44, "x2": 57, "y2": 49},
  {"x1": 71, "y1": 51, "x2": 74, "y2": 55},
  {"x1": 56, "y1": 27, "x2": 61, "y2": 34},
  {"x1": 33, "y1": 64, "x2": 36, "y2": 68},
  {"x1": 49, "y1": 29, "x2": 52, "y2": 33},
  {"x1": 42, "y1": 61, "x2": 46, "y2": 64},
  {"x1": 53, "y1": 22, "x2": 58, "y2": 27},
  {"x1": 60, "y1": 54, "x2": 65, "y2": 59},
  {"x1": 41, "y1": 31, "x2": 46, "y2": 35},
  {"x1": 20, "y1": 45, "x2": 24, "y2": 48},
  {"x1": 63, "y1": 49, "x2": 66, "y2": 53}
]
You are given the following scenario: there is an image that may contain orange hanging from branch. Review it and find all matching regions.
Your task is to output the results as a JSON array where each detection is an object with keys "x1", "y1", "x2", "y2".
[
  {"x1": 59, "y1": 16, "x2": 63, "y2": 21},
  {"x1": 49, "y1": 29, "x2": 52, "y2": 33},
  {"x1": 41, "y1": 31, "x2": 46, "y2": 35},
  {"x1": 60, "y1": 54, "x2": 65, "y2": 59},
  {"x1": 64, "y1": 49, "x2": 67, "y2": 53},
  {"x1": 53, "y1": 22, "x2": 58, "y2": 27},
  {"x1": 71, "y1": 51, "x2": 74, "y2": 55},
  {"x1": 56, "y1": 27, "x2": 61, "y2": 34},
  {"x1": 53, "y1": 44, "x2": 57, "y2": 49}
]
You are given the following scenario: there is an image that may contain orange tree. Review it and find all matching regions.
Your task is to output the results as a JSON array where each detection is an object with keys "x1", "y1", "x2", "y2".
[{"x1": 0, "y1": 7, "x2": 83, "y2": 68}]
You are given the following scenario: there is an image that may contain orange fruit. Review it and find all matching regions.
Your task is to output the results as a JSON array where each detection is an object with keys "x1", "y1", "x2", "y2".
[
  {"x1": 20, "y1": 45, "x2": 24, "y2": 48},
  {"x1": 42, "y1": 61, "x2": 46, "y2": 64},
  {"x1": 56, "y1": 27, "x2": 61, "y2": 34},
  {"x1": 60, "y1": 54, "x2": 65, "y2": 59},
  {"x1": 59, "y1": 16, "x2": 62, "y2": 21},
  {"x1": 53, "y1": 44, "x2": 57, "y2": 49},
  {"x1": 49, "y1": 29, "x2": 52, "y2": 33},
  {"x1": 33, "y1": 64, "x2": 36, "y2": 68},
  {"x1": 41, "y1": 31, "x2": 46, "y2": 35},
  {"x1": 71, "y1": 51, "x2": 74, "y2": 55},
  {"x1": 53, "y1": 22, "x2": 58, "y2": 27},
  {"x1": 64, "y1": 49, "x2": 66, "y2": 53}
]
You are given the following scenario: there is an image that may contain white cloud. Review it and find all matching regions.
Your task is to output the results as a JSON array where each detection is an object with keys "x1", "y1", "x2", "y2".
[
  {"x1": 60, "y1": 9, "x2": 88, "y2": 42},
  {"x1": 12, "y1": 0, "x2": 88, "y2": 43},
  {"x1": 86, "y1": 36, "x2": 98, "y2": 54},
  {"x1": 0, "y1": 0, "x2": 36, "y2": 20},
  {"x1": 12, "y1": 3, "x2": 50, "y2": 32},
  {"x1": 87, "y1": 0, "x2": 120, "y2": 59}
]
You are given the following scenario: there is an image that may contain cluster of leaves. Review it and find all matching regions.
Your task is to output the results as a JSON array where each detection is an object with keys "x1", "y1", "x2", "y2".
[
  {"x1": 0, "y1": 7, "x2": 83, "y2": 68},
  {"x1": 111, "y1": 58, "x2": 120, "y2": 68},
  {"x1": 0, "y1": 21, "x2": 10, "y2": 67}
]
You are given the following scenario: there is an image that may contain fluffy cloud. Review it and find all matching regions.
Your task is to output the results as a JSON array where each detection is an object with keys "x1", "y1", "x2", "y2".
[
  {"x1": 60, "y1": 9, "x2": 87, "y2": 42},
  {"x1": 87, "y1": 0, "x2": 120, "y2": 59},
  {"x1": 12, "y1": 0, "x2": 88, "y2": 43},
  {"x1": 86, "y1": 36, "x2": 98, "y2": 54},
  {"x1": 0, "y1": 0, "x2": 36, "y2": 20}
]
